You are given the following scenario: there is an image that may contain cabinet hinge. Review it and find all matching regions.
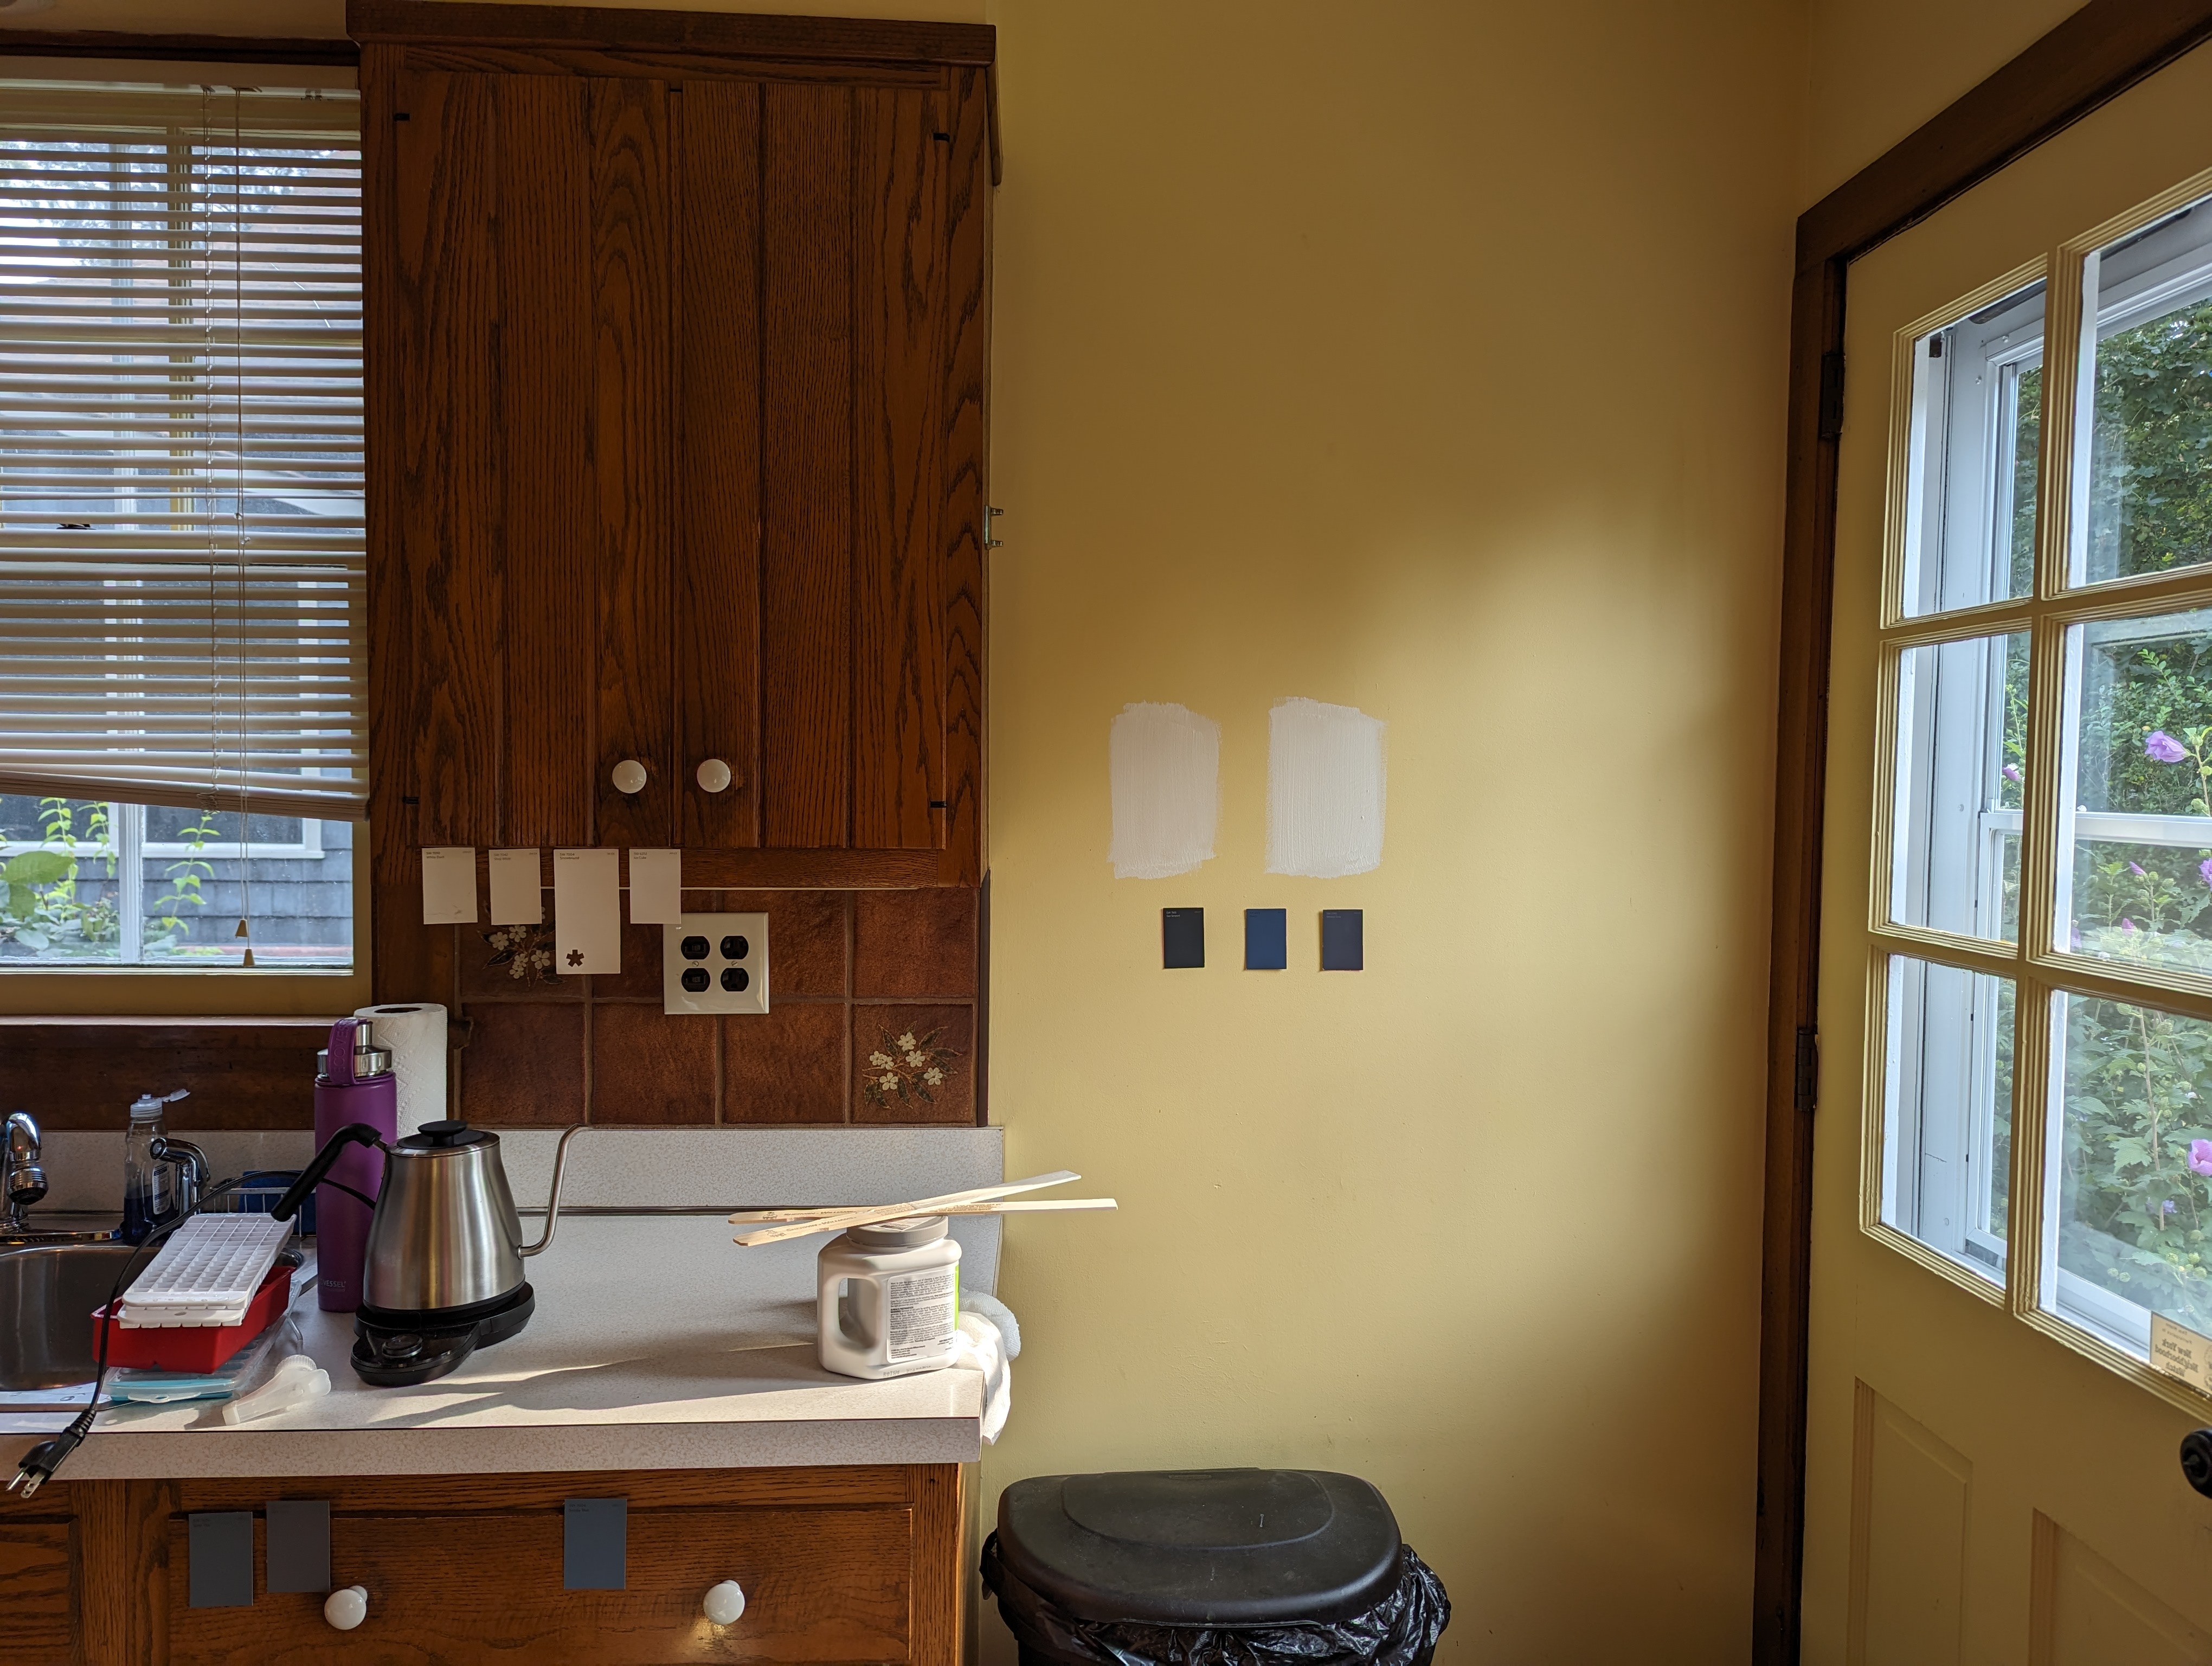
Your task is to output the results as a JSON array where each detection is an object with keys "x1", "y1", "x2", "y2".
[
  {"x1": 1793, "y1": 1025, "x2": 1819, "y2": 1117},
  {"x1": 984, "y1": 505, "x2": 1004, "y2": 549},
  {"x1": 1817, "y1": 350, "x2": 1846, "y2": 441}
]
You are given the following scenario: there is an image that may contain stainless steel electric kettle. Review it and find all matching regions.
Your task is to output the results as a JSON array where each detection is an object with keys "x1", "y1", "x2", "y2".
[{"x1": 276, "y1": 1119, "x2": 586, "y2": 1386}]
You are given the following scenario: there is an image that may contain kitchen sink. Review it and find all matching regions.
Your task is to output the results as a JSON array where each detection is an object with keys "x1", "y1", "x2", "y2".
[{"x1": 0, "y1": 1241, "x2": 139, "y2": 1390}]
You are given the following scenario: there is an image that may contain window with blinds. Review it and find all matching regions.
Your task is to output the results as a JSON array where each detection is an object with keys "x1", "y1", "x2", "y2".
[{"x1": 0, "y1": 74, "x2": 360, "y2": 969}]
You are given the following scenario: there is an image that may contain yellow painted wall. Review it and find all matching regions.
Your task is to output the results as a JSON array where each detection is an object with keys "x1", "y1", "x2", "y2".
[
  {"x1": 979, "y1": 3, "x2": 1798, "y2": 1657},
  {"x1": 1802, "y1": 0, "x2": 2089, "y2": 204}
]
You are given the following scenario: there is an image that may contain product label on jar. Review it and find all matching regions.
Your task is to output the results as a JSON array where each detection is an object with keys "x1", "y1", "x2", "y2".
[{"x1": 884, "y1": 1266, "x2": 959, "y2": 1360}]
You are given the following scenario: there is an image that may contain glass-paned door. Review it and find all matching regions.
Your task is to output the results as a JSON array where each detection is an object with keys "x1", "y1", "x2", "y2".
[{"x1": 1804, "y1": 37, "x2": 2212, "y2": 1664}]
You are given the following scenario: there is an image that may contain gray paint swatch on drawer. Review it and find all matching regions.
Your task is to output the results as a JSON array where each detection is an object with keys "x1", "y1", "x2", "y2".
[
  {"x1": 565, "y1": 1495, "x2": 628, "y2": 1590},
  {"x1": 189, "y1": 1511, "x2": 255, "y2": 1608}
]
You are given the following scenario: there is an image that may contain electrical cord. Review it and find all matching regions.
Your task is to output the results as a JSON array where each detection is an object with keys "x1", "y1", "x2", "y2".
[{"x1": 8, "y1": 1177, "x2": 250, "y2": 1499}]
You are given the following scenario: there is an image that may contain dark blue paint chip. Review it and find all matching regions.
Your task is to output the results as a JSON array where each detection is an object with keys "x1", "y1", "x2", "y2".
[
  {"x1": 564, "y1": 1496, "x2": 628, "y2": 1590},
  {"x1": 1162, "y1": 908, "x2": 1205, "y2": 969},
  {"x1": 1244, "y1": 909, "x2": 1287, "y2": 970},
  {"x1": 1321, "y1": 909, "x2": 1364, "y2": 971}
]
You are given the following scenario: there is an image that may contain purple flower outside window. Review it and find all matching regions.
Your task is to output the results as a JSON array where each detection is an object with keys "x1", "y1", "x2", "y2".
[
  {"x1": 2200, "y1": 857, "x2": 2212, "y2": 891},
  {"x1": 2003, "y1": 763, "x2": 2023, "y2": 784},
  {"x1": 2123, "y1": 918, "x2": 2139, "y2": 933},
  {"x1": 2166, "y1": 1200, "x2": 2179, "y2": 1216},
  {"x1": 2130, "y1": 862, "x2": 2147, "y2": 875},
  {"x1": 2149, "y1": 730, "x2": 2189, "y2": 763},
  {"x1": 2191, "y1": 1138, "x2": 2212, "y2": 1177}
]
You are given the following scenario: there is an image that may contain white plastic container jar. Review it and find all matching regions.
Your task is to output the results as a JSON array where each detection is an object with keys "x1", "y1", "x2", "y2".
[{"x1": 816, "y1": 1215, "x2": 962, "y2": 1380}]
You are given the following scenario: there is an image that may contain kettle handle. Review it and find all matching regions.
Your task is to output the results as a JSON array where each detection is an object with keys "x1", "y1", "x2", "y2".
[{"x1": 274, "y1": 1124, "x2": 386, "y2": 1222}]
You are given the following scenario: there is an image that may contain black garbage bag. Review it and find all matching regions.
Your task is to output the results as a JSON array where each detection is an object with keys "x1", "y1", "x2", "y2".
[{"x1": 981, "y1": 1531, "x2": 1451, "y2": 1666}]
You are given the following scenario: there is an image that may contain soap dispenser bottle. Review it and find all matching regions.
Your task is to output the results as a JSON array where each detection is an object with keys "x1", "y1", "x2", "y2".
[{"x1": 122, "y1": 1088, "x2": 188, "y2": 1243}]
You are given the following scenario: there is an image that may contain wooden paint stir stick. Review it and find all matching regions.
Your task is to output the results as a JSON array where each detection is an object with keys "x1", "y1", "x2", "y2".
[{"x1": 728, "y1": 1170, "x2": 1115, "y2": 1247}]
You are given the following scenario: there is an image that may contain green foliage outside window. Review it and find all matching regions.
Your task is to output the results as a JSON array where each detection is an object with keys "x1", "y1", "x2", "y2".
[{"x1": 0, "y1": 798, "x2": 115, "y2": 957}]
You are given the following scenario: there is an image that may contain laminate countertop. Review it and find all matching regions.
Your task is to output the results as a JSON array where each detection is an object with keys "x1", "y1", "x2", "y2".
[{"x1": 0, "y1": 1215, "x2": 987, "y2": 1479}]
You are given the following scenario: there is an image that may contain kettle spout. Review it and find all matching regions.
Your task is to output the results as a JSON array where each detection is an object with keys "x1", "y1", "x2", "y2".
[{"x1": 518, "y1": 1123, "x2": 589, "y2": 1257}]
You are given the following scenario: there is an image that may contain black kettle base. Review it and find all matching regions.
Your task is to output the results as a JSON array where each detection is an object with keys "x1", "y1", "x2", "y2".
[{"x1": 352, "y1": 1284, "x2": 535, "y2": 1387}]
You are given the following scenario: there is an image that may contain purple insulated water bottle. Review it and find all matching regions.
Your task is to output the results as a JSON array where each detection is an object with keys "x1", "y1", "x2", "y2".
[{"x1": 313, "y1": 1017, "x2": 397, "y2": 1312}]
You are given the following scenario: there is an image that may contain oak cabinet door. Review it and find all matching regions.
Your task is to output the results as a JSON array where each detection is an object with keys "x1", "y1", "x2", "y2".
[
  {"x1": 751, "y1": 82, "x2": 949, "y2": 854},
  {"x1": 370, "y1": 41, "x2": 986, "y2": 880},
  {"x1": 382, "y1": 68, "x2": 678, "y2": 850},
  {"x1": 0, "y1": 1518, "x2": 73, "y2": 1664}
]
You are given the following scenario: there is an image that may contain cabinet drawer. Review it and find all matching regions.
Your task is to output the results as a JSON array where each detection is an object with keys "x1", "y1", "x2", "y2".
[{"x1": 168, "y1": 1503, "x2": 914, "y2": 1665}]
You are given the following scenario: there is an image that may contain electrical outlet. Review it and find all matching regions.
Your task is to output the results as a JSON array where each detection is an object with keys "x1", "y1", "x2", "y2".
[{"x1": 662, "y1": 912, "x2": 769, "y2": 1015}]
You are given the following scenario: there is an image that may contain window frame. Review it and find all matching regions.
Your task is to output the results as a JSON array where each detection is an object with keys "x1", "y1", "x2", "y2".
[
  {"x1": 0, "y1": 51, "x2": 366, "y2": 1013},
  {"x1": 1862, "y1": 161, "x2": 2212, "y2": 1417}
]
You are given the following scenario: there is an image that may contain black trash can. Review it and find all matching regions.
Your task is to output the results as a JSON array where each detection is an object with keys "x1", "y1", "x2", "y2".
[{"x1": 981, "y1": 1468, "x2": 1450, "y2": 1666}]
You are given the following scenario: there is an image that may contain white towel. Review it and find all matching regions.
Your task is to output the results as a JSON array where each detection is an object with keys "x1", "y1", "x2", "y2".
[{"x1": 951, "y1": 1295, "x2": 1018, "y2": 1443}]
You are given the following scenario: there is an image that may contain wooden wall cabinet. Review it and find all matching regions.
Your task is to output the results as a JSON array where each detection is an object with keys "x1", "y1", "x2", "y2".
[
  {"x1": 362, "y1": 2, "x2": 993, "y2": 889},
  {"x1": 3, "y1": 1462, "x2": 968, "y2": 1665}
]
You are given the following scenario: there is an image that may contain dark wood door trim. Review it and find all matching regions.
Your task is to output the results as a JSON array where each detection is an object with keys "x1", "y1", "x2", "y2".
[{"x1": 1757, "y1": 3, "x2": 2212, "y2": 1661}]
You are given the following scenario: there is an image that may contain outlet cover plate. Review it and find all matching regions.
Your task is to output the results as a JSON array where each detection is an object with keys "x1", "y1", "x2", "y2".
[{"x1": 663, "y1": 912, "x2": 769, "y2": 1015}]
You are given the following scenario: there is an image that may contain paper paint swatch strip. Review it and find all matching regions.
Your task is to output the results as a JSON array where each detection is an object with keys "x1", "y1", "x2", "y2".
[
  {"x1": 420, "y1": 847, "x2": 477, "y2": 925},
  {"x1": 1266, "y1": 697, "x2": 1386, "y2": 877},
  {"x1": 487, "y1": 848, "x2": 542, "y2": 925},
  {"x1": 1108, "y1": 702, "x2": 1220, "y2": 879},
  {"x1": 552, "y1": 848, "x2": 621, "y2": 974}
]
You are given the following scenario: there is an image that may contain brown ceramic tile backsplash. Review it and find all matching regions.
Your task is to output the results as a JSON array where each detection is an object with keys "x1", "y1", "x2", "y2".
[
  {"x1": 448, "y1": 889, "x2": 981, "y2": 1127},
  {"x1": 458, "y1": 1001, "x2": 587, "y2": 1126},
  {"x1": 854, "y1": 889, "x2": 979, "y2": 997},
  {"x1": 722, "y1": 1003, "x2": 848, "y2": 1124},
  {"x1": 851, "y1": 1003, "x2": 975, "y2": 1126},
  {"x1": 591, "y1": 1002, "x2": 716, "y2": 1125}
]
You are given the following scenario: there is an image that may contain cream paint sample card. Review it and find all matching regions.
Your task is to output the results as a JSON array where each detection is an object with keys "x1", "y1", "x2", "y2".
[
  {"x1": 552, "y1": 848, "x2": 620, "y2": 975},
  {"x1": 2151, "y1": 1313, "x2": 2212, "y2": 1394},
  {"x1": 487, "y1": 849, "x2": 543, "y2": 925},
  {"x1": 1108, "y1": 702, "x2": 1220, "y2": 879},
  {"x1": 420, "y1": 847, "x2": 478, "y2": 925},
  {"x1": 1266, "y1": 697, "x2": 1387, "y2": 877},
  {"x1": 627, "y1": 849, "x2": 682, "y2": 925}
]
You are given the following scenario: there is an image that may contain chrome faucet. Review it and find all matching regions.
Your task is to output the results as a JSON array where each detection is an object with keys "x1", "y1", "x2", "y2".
[
  {"x1": 3, "y1": 1111, "x2": 45, "y2": 1231},
  {"x1": 150, "y1": 1135, "x2": 208, "y2": 1218}
]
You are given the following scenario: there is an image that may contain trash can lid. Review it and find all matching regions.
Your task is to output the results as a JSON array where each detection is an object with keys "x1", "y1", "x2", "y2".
[{"x1": 993, "y1": 1468, "x2": 1403, "y2": 1625}]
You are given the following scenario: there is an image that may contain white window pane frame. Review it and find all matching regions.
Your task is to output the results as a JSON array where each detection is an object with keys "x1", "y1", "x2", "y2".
[
  {"x1": 1866, "y1": 163, "x2": 2212, "y2": 1418},
  {"x1": 0, "y1": 796, "x2": 346, "y2": 967}
]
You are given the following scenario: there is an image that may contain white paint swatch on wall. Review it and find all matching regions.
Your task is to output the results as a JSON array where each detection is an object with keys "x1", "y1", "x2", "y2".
[
  {"x1": 487, "y1": 849, "x2": 542, "y2": 925},
  {"x1": 1266, "y1": 697, "x2": 1386, "y2": 877},
  {"x1": 551, "y1": 848, "x2": 620, "y2": 975},
  {"x1": 420, "y1": 847, "x2": 477, "y2": 925},
  {"x1": 1108, "y1": 702, "x2": 1221, "y2": 879}
]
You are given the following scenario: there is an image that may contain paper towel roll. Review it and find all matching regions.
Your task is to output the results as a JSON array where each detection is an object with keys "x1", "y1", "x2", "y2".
[{"x1": 354, "y1": 1003, "x2": 448, "y2": 1138}]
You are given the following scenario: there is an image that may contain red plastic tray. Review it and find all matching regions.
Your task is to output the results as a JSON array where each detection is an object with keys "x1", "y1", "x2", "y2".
[{"x1": 90, "y1": 1263, "x2": 294, "y2": 1374}]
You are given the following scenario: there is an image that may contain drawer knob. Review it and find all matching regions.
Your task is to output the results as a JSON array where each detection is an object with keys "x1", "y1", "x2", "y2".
[
  {"x1": 324, "y1": 1585, "x2": 369, "y2": 1631},
  {"x1": 611, "y1": 759, "x2": 649, "y2": 794},
  {"x1": 703, "y1": 1579, "x2": 747, "y2": 1625},
  {"x1": 696, "y1": 758, "x2": 733, "y2": 793}
]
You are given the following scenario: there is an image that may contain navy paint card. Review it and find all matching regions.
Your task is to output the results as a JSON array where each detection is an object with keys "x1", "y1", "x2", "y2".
[
  {"x1": 1244, "y1": 908, "x2": 1287, "y2": 970},
  {"x1": 1162, "y1": 907, "x2": 1205, "y2": 969},
  {"x1": 265, "y1": 1500, "x2": 331, "y2": 1593},
  {"x1": 188, "y1": 1511, "x2": 255, "y2": 1609},
  {"x1": 564, "y1": 1496, "x2": 628, "y2": 1590},
  {"x1": 1320, "y1": 909, "x2": 1364, "y2": 971}
]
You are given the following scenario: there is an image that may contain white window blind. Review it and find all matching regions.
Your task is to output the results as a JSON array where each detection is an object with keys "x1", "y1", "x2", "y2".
[{"x1": 0, "y1": 76, "x2": 363, "y2": 819}]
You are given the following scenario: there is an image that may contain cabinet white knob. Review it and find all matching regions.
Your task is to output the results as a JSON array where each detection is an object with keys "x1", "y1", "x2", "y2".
[
  {"x1": 611, "y1": 759, "x2": 648, "y2": 794},
  {"x1": 324, "y1": 1585, "x2": 369, "y2": 1631},
  {"x1": 696, "y1": 758, "x2": 733, "y2": 793},
  {"x1": 703, "y1": 1579, "x2": 747, "y2": 1625}
]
